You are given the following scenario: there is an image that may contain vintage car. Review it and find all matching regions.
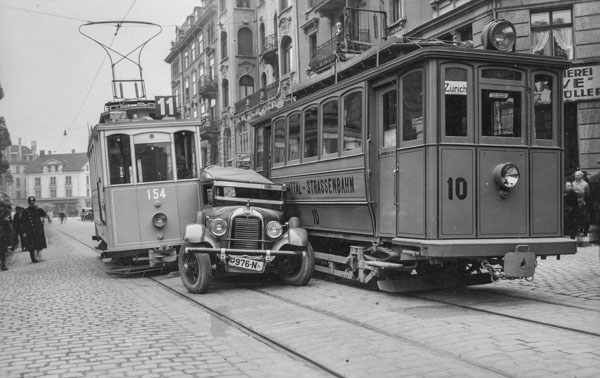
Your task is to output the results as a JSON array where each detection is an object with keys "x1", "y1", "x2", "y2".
[{"x1": 179, "y1": 166, "x2": 314, "y2": 293}]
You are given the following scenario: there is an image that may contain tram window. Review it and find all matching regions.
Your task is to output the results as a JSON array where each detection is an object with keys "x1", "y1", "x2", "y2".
[
  {"x1": 481, "y1": 90, "x2": 522, "y2": 137},
  {"x1": 482, "y1": 69, "x2": 522, "y2": 81},
  {"x1": 273, "y1": 118, "x2": 286, "y2": 164},
  {"x1": 402, "y1": 70, "x2": 424, "y2": 141},
  {"x1": 304, "y1": 106, "x2": 318, "y2": 159},
  {"x1": 382, "y1": 89, "x2": 397, "y2": 147},
  {"x1": 256, "y1": 127, "x2": 264, "y2": 170},
  {"x1": 534, "y1": 74, "x2": 553, "y2": 140},
  {"x1": 343, "y1": 91, "x2": 362, "y2": 151},
  {"x1": 322, "y1": 99, "x2": 339, "y2": 155},
  {"x1": 444, "y1": 68, "x2": 468, "y2": 137},
  {"x1": 288, "y1": 112, "x2": 301, "y2": 161},
  {"x1": 174, "y1": 130, "x2": 197, "y2": 179},
  {"x1": 107, "y1": 134, "x2": 132, "y2": 185},
  {"x1": 134, "y1": 133, "x2": 173, "y2": 183}
]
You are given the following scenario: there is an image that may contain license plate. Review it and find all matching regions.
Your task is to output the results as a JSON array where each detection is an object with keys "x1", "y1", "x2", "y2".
[{"x1": 228, "y1": 256, "x2": 264, "y2": 271}]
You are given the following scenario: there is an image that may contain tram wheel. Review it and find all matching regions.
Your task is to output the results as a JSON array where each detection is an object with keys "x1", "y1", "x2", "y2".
[
  {"x1": 276, "y1": 243, "x2": 315, "y2": 286},
  {"x1": 178, "y1": 243, "x2": 212, "y2": 294}
]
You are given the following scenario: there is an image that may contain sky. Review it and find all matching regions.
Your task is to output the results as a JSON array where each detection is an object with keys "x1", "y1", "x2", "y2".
[{"x1": 0, "y1": 0, "x2": 201, "y2": 155}]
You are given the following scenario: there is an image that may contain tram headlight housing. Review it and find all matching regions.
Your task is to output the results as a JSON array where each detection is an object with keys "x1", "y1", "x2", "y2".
[
  {"x1": 152, "y1": 212, "x2": 168, "y2": 228},
  {"x1": 210, "y1": 218, "x2": 228, "y2": 236},
  {"x1": 266, "y1": 221, "x2": 283, "y2": 239},
  {"x1": 493, "y1": 162, "x2": 520, "y2": 198},
  {"x1": 481, "y1": 19, "x2": 516, "y2": 52}
]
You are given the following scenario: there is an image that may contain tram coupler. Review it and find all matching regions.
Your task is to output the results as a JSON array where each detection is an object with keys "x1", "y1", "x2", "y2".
[{"x1": 503, "y1": 245, "x2": 536, "y2": 279}]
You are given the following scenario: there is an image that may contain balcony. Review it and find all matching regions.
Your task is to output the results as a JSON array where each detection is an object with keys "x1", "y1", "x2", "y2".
[
  {"x1": 235, "y1": 81, "x2": 279, "y2": 114},
  {"x1": 308, "y1": 34, "x2": 343, "y2": 73},
  {"x1": 197, "y1": 75, "x2": 218, "y2": 98},
  {"x1": 307, "y1": 7, "x2": 387, "y2": 73},
  {"x1": 260, "y1": 33, "x2": 278, "y2": 68}
]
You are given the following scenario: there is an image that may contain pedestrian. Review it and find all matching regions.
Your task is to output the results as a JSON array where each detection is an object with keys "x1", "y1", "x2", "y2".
[
  {"x1": 20, "y1": 196, "x2": 51, "y2": 263},
  {"x1": 59, "y1": 210, "x2": 66, "y2": 224},
  {"x1": 0, "y1": 196, "x2": 15, "y2": 271},
  {"x1": 564, "y1": 181, "x2": 578, "y2": 239},
  {"x1": 12, "y1": 205, "x2": 25, "y2": 250}
]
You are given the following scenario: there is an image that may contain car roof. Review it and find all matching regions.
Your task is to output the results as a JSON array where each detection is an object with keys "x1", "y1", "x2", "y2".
[{"x1": 200, "y1": 166, "x2": 277, "y2": 185}]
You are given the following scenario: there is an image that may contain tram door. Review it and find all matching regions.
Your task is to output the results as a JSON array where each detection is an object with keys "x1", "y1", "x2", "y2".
[{"x1": 372, "y1": 82, "x2": 397, "y2": 236}]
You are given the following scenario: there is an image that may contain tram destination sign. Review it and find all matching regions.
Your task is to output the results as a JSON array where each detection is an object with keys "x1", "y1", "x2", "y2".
[{"x1": 563, "y1": 65, "x2": 600, "y2": 102}]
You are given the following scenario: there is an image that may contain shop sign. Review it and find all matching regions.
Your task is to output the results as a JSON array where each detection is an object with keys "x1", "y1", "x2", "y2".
[{"x1": 563, "y1": 65, "x2": 600, "y2": 102}]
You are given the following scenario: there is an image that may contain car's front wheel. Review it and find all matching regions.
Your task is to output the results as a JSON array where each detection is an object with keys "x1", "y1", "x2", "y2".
[
  {"x1": 277, "y1": 243, "x2": 315, "y2": 286},
  {"x1": 178, "y1": 243, "x2": 212, "y2": 294}
]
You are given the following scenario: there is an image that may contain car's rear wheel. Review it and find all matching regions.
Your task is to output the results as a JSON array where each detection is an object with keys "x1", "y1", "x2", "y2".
[
  {"x1": 178, "y1": 243, "x2": 212, "y2": 294},
  {"x1": 277, "y1": 243, "x2": 315, "y2": 286}
]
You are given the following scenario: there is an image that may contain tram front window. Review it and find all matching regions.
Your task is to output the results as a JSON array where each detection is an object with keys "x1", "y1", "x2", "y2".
[
  {"x1": 481, "y1": 90, "x2": 522, "y2": 137},
  {"x1": 107, "y1": 134, "x2": 132, "y2": 185},
  {"x1": 134, "y1": 133, "x2": 173, "y2": 183}
]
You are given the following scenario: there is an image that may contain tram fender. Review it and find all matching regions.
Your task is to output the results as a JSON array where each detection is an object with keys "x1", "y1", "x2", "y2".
[
  {"x1": 273, "y1": 228, "x2": 308, "y2": 250},
  {"x1": 183, "y1": 224, "x2": 218, "y2": 247}
]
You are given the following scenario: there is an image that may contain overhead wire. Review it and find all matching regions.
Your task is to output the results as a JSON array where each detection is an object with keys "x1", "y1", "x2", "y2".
[{"x1": 54, "y1": 0, "x2": 137, "y2": 153}]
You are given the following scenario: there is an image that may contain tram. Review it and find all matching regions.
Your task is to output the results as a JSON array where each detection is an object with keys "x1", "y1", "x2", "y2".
[
  {"x1": 84, "y1": 21, "x2": 203, "y2": 272},
  {"x1": 250, "y1": 20, "x2": 577, "y2": 291}
]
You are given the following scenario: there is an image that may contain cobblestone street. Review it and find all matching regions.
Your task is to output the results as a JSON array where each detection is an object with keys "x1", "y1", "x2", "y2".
[
  {"x1": 1, "y1": 219, "x2": 599, "y2": 378},
  {"x1": 0, "y1": 220, "x2": 326, "y2": 378}
]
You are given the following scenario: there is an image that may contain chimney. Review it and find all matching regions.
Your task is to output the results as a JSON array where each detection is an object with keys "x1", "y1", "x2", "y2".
[{"x1": 40, "y1": 150, "x2": 45, "y2": 157}]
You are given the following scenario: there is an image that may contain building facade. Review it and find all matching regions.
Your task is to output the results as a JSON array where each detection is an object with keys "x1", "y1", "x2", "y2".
[
  {"x1": 18, "y1": 150, "x2": 90, "y2": 215},
  {"x1": 167, "y1": 0, "x2": 600, "y2": 178}
]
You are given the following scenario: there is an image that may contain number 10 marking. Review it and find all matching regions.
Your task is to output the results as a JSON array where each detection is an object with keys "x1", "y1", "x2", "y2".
[{"x1": 447, "y1": 177, "x2": 468, "y2": 200}]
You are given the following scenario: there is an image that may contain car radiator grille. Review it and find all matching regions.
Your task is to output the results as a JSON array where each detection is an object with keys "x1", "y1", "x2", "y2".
[{"x1": 231, "y1": 216, "x2": 262, "y2": 250}]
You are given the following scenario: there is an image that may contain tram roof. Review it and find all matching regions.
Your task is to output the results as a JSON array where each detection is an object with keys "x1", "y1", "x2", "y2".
[
  {"x1": 200, "y1": 166, "x2": 282, "y2": 187},
  {"x1": 250, "y1": 40, "x2": 570, "y2": 126}
]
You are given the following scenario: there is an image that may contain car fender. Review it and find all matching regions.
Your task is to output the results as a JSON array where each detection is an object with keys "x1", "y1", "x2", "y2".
[
  {"x1": 183, "y1": 223, "x2": 218, "y2": 247},
  {"x1": 273, "y1": 227, "x2": 308, "y2": 250}
]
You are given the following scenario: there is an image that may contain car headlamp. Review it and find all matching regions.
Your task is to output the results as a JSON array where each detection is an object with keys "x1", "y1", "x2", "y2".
[
  {"x1": 210, "y1": 218, "x2": 227, "y2": 236},
  {"x1": 266, "y1": 221, "x2": 283, "y2": 239},
  {"x1": 152, "y1": 212, "x2": 168, "y2": 228},
  {"x1": 481, "y1": 19, "x2": 516, "y2": 52}
]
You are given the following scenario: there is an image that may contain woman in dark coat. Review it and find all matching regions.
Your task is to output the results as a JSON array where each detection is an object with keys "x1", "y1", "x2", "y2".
[{"x1": 20, "y1": 196, "x2": 51, "y2": 263}]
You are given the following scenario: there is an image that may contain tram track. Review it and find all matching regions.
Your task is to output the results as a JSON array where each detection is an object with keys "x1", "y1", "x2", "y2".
[{"x1": 55, "y1": 225, "x2": 599, "y2": 378}]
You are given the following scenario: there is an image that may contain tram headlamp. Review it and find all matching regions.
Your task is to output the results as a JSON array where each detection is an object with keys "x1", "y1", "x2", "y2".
[
  {"x1": 481, "y1": 19, "x2": 516, "y2": 52},
  {"x1": 266, "y1": 221, "x2": 283, "y2": 239},
  {"x1": 210, "y1": 218, "x2": 228, "y2": 236},
  {"x1": 152, "y1": 212, "x2": 168, "y2": 228},
  {"x1": 493, "y1": 163, "x2": 520, "y2": 198}
]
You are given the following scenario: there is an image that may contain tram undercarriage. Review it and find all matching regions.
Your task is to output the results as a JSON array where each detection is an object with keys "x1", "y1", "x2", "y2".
[
  {"x1": 100, "y1": 246, "x2": 178, "y2": 275},
  {"x1": 310, "y1": 236, "x2": 551, "y2": 292}
]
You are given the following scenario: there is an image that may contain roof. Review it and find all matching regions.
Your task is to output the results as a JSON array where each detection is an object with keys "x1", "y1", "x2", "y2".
[
  {"x1": 200, "y1": 166, "x2": 276, "y2": 185},
  {"x1": 25, "y1": 152, "x2": 88, "y2": 174}
]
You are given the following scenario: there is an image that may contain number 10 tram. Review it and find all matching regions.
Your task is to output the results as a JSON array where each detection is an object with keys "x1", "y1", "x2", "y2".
[{"x1": 249, "y1": 20, "x2": 577, "y2": 291}]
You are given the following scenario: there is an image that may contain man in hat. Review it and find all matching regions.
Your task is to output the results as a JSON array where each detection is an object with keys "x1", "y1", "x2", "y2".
[{"x1": 20, "y1": 196, "x2": 51, "y2": 263}]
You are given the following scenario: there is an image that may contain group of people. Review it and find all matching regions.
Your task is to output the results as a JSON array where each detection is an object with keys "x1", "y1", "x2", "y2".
[
  {"x1": 0, "y1": 195, "x2": 51, "y2": 271},
  {"x1": 564, "y1": 170, "x2": 596, "y2": 240}
]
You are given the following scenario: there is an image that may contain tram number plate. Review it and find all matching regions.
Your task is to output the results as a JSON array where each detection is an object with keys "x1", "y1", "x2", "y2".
[{"x1": 228, "y1": 257, "x2": 264, "y2": 271}]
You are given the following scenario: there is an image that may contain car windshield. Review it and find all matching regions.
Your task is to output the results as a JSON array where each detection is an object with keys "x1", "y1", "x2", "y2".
[{"x1": 210, "y1": 185, "x2": 284, "y2": 209}]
